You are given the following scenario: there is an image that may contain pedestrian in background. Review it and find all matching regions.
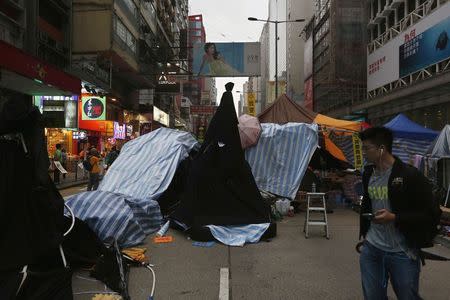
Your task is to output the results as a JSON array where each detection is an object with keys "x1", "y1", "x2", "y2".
[
  {"x1": 105, "y1": 146, "x2": 120, "y2": 171},
  {"x1": 53, "y1": 143, "x2": 62, "y2": 184},
  {"x1": 359, "y1": 127, "x2": 439, "y2": 300},
  {"x1": 87, "y1": 148, "x2": 101, "y2": 191},
  {"x1": 61, "y1": 148, "x2": 67, "y2": 180}
]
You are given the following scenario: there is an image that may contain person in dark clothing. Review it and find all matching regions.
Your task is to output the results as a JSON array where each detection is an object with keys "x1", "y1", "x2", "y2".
[
  {"x1": 105, "y1": 146, "x2": 119, "y2": 171},
  {"x1": 359, "y1": 127, "x2": 436, "y2": 300},
  {"x1": 61, "y1": 148, "x2": 67, "y2": 179},
  {"x1": 53, "y1": 144, "x2": 62, "y2": 184}
]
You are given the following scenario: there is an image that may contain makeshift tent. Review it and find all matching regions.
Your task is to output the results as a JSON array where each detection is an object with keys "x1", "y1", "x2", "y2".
[
  {"x1": 258, "y1": 94, "x2": 361, "y2": 163},
  {"x1": 245, "y1": 123, "x2": 319, "y2": 199},
  {"x1": 384, "y1": 114, "x2": 438, "y2": 163},
  {"x1": 427, "y1": 125, "x2": 450, "y2": 157},
  {"x1": 67, "y1": 128, "x2": 199, "y2": 247},
  {"x1": 171, "y1": 83, "x2": 273, "y2": 243}
]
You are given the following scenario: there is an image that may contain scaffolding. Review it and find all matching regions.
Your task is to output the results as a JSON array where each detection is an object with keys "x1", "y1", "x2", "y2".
[{"x1": 312, "y1": 0, "x2": 367, "y2": 115}]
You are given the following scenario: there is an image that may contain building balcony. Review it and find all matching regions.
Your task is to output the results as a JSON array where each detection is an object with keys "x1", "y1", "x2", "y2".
[
  {"x1": 390, "y1": 0, "x2": 405, "y2": 9},
  {"x1": 0, "y1": 11, "x2": 24, "y2": 49}
]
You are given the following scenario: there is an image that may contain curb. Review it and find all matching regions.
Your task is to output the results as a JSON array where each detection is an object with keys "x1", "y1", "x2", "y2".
[
  {"x1": 435, "y1": 235, "x2": 450, "y2": 249},
  {"x1": 56, "y1": 180, "x2": 88, "y2": 190}
]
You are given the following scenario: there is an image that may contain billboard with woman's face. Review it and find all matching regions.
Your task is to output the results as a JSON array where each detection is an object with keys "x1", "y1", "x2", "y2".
[{"x1": 193, "y1": 42, "x2": 261, "y2": 77}]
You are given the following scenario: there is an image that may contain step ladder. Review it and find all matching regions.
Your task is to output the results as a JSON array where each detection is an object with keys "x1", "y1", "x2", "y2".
[{"x1": 303, "y1": 192, "x2": 329, "y2": 239}]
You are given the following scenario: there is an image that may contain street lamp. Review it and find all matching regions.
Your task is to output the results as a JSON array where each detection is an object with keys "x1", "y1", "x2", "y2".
[{"x1": 248, "y1": 17, "x2": 305, "y2": 100}]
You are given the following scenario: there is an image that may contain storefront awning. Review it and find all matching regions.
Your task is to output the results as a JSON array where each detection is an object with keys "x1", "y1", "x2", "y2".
[{"x1": 0, "y1": 41, "x2": 81, "y2": 95}]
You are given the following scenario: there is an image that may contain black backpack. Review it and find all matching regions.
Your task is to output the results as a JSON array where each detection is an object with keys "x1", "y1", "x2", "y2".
[{"x1": 82, "y1": 156, "x2": 93, "y2": 172}]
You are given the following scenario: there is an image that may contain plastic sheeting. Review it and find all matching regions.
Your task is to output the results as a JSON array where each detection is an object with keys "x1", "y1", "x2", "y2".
[
  {"x1": 206, "y1": 223, "x2": 270, "y2": 247},
  {"x1": 428, "y1": 125, "x2": 450, "y2": 157},
  {"x1": 99, "y1": 128, "x2": 199, "y2": 199},
  {"x1": 66, "y1": 191, "x2": 162, "y2": 248},
  {"x1": 245, "y1": 123, "x2": 318, "y2": 199}
]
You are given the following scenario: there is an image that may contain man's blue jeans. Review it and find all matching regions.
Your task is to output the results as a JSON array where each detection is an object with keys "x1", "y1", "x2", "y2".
[{"x1": 360, "y1": 241, "x2": 422, "y2": 300}]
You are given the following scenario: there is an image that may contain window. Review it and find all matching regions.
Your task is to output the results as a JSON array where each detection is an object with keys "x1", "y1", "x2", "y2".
[
  {"x1": 115, "y1": 17, "x2": 137, "y2": 54},
  {"x1": 123, "y1": 0, "x2": 137, "y2": 17}
]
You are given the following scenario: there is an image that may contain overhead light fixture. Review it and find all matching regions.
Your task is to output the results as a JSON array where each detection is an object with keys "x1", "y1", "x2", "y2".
[{"x1": 167, "y1": 63, "x2": 171, "y2": 67}]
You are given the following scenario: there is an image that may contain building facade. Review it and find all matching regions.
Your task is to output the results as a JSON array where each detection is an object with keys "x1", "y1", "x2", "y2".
[
  {"x1": 306, "y1": 0, "x2": 367, "y2": 117},
  {"x1": 286, "y1": 0, "x2": 314, "y2": 104}
]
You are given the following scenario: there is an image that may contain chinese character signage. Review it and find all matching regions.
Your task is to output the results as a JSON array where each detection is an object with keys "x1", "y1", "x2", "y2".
[
  {"x1": 247, "y1": 93, "x2": 256, "y2": 116},
  {"x1": 81, "y1": 96, "x2": 106, "y2": 120},
  {"x1": 352, "y1": 133, "x2": 363, "y2": 170}
]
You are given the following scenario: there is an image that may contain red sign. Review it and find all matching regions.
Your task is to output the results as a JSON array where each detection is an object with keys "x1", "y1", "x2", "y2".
[
  {"x1": 190, "y1": 105, "x2": 217, "y2": 115},
  {"x1": 304, "y1": 78, "x2": 313, "y2": 110},
  {"x1": 0, "y1": 40, "x2": 80, "y2": 95}
]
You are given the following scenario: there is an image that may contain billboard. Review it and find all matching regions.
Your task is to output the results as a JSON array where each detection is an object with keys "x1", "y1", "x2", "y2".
[
  {"x1": 368, "y1": 2, "x2": 450, "y2": 91},
  {"x1": 81, "y1": 96, "x2": 106, "y2": 120},
  {"x1": 113, "y1": 122, "x2": 126, "y2": 139},
  {"x1": 193, "y1": 42, "x2": 261, "y2": 77}
]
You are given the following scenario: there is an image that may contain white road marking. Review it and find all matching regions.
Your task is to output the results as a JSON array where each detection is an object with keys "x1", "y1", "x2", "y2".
[{"x1": 219, "y1": 267, "x2": 229, "y2": 300}]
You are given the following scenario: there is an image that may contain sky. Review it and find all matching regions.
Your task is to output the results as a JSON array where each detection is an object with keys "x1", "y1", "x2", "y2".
[{"x1": 189, "y1": 0, "x2": 269, "y2": 110}]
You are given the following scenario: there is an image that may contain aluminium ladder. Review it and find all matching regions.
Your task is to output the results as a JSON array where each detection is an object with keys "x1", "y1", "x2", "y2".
[{"x1": 303, "y1": 192, "x2": 329, "y2": 239}]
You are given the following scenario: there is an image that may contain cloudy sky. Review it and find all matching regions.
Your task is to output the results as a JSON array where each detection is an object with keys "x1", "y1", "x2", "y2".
[{"x1": 189, "y1": 0, "x2": 269, "y2": 109}]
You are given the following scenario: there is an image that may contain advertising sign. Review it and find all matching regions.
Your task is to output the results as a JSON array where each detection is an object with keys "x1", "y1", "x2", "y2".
[
  {"x1": 368, "y1": 2, "x2": 450, "y2": 91},
  {"x1": 247, "y1": 92, "x2": 256, "y2": 116},
  {"x1": 399, "y1": 16, "x2": 450, "y2": 77},
  {"x1": 153, "y1": 106, "x2": 169, "y2": 127},
  {"x1": 304, "y1": 78, "x2": 314, "y2": 110},
  {"x1": 352, "y1": 133, "x2": 363, "y2": 170},
  {"x1": 190, "y1": 105, "x2": 217, "y2": 115},
  {"x1": 304, "y1": 36, "x2": 313, "y2": 79},
  {"x1": 113, "y1": 122, "x2": 126, "y2": 139},
  {"x1": 155, "y1": 73, "x2": 180, "y2": 93},
  {"x1": 82, "y1": 96, "x2": 106, "y2": 120},
  {"x1": 193, "y1": 42, "x2": 261, "y2": 77},
  {"x1": 34, "y1": 96, "x2": 78, "y2": 129}
]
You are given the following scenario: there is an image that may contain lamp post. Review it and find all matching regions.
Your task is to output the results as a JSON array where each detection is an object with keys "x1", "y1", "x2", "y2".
[{"x1": 248, "y1": 17, "x2": 305, "y2": 100}]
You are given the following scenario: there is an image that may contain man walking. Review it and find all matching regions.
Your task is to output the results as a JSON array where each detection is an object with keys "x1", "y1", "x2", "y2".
[
  {"x1": 359, "y1": 127, "x2": 438, "y2": 300},
  {"x1": 87, "y1": 148, "x2": 101, "y2": 191}
]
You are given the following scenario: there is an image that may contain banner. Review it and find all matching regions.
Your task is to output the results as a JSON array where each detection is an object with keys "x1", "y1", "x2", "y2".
[
  {"x1": 82, "y1": 96, "x2": 106, "y2": 120},
  {"x1": 247, "y1": 92, "x2": 256, "y2": 116},
  {"x1": 193, "y1": 42, "x2": 261, "y2": 77},
  {"x1": 352, "y1": 133, "x2": 363, "y2": 170},
  {"x1": 367, "y1": 2, "x2": 450, "y2": 91},
  {"x1": 399, "y1": 15, "x2": 450, "y2": 77}
]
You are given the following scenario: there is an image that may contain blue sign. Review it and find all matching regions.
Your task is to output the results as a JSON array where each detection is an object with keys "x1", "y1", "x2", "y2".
[{"x1": 399, "y1": 16, "x2": 450, "y2": 77}]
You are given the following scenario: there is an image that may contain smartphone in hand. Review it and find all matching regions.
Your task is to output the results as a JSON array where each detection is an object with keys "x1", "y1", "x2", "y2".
[{"x1": 362, "y1": 213, "x2": 375, "y2": 220}]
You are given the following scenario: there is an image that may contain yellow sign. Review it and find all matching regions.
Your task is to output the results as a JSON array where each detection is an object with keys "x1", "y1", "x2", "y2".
[
  {"x1": 247, "y1": 92, "x2": 256, "y2": 116},
  {"x1": 352, "y1": 133, "x2": 363, "y2": 170}
]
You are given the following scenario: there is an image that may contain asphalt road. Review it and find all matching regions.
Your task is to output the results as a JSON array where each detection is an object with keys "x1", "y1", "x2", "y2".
[{"x1": 62, "y1": 187, "x2": 450, "y2": 300}]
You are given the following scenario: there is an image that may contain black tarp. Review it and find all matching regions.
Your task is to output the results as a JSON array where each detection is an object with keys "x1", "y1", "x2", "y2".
[
  {"x1": 171, "y1": 83, "x2": 271, "y2": 230},
  {"x1": 0, "y1": 94, "x2": 65, "y2": 272}
]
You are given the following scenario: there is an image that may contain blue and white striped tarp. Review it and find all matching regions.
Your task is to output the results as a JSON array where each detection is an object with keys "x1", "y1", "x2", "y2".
[
  {"x1": 245, "y1": 123, "x2": 318, "y2": 199},
  {"x1": 392, "y1": 137, "x2": 433, "y2": 164},
  {"x1": 99, "y1": 128, "x2": 199, "y2": 199},
  {"x1": 206, "y1": 223, "x2": 270, "y2": 247},
  {"x1": 329, "y1": 133, "x2": 355, "y2": 166},
  {"x1": 66, "y1": 191, "x2": 162, "y2": 248},
  {"x1": 67, "y1": 128, "x2": 199, "y2": 247}
]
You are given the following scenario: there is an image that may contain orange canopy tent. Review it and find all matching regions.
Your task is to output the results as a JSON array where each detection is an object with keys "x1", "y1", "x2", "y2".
[{"x1": 258, "y1": 94, "x2": 361, "y2": 162}]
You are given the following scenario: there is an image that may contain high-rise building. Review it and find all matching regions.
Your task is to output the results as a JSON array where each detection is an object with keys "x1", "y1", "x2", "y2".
[
  {"x1": 305, "y1": 0, "x2": 367, "y2": 116},
  {"x1": 350, "y1": 0, "x2": 450, "y2": 129},
  {"x1": 286, "y1": 0, "x2": 314, "y2": 104}
]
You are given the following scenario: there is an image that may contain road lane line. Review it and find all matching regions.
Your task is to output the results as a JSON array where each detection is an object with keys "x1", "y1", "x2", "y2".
[{"x1": 219, "y1": 267, "x2": 229, "y2": 300}]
